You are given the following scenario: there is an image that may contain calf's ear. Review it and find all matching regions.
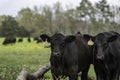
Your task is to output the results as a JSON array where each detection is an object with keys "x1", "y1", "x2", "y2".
[
  {"x1": 107, "y1": 35, "x2": 118, "y2": 42},
  {"x1": 65, "y1": 35, "x2": 76, "y2": 44},
  {"x1": 83, "y1": 34, "x2": 95, "y2": 46},
  {"x1": 88, "y1": 38, "x2": 94, "y2": 46}
]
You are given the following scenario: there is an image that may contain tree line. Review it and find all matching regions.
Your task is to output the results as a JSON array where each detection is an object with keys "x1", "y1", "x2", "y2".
[{"x1": 0, "y1": 0, "x2": 120, "y2": 37}]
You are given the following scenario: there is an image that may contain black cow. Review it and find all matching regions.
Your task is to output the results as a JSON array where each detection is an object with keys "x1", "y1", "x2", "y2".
[
  {"x1": 3, "y1": 37, "x2": 16, "y2": 45},
  {"x1": 36, "y1": 39, "x2": 42, "y2": 43},
  {"x1": 27, "y1": 37, "x2": 31, "y2": 42},
  {"x1": 34, "y1": 37, "x2": 39, "y2": 41},
  {"x1": 33, "y1": 37, "x2": 42, "y2": 43},
  {"x1": 11, "y1": 37, "x2": 16, "y2": 44},
  {"x1": 40, "y1": 34, "x2": 51, "y2": 42},
  {"x1": 2, "y1": 38, "x2": 10, "y2": 45},
  {"x1": 93, "y1": 31, "x2": 120, "y2": 80},
  {"x1": 41, "y1": 33, "x2": 91, "y2": 80},
  {"x1": 18, "y1": 38, "x2": 23, "y2": 43}
]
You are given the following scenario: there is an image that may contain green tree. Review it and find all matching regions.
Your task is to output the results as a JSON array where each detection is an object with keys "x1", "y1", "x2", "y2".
[
  {"x1": 17, "y1": 7, "x2": 51, "y2": 36},
  {"x1": 76, "y1": 0, "x2": 95, "y2": 34},
  {"x1": 95, "y1": 0, "x2": 114, "y2": 23},
  {"x1": 77, "y1": 0, "x2": 95, "y2": 21},
  {"x1": 64, "y1": 9, "x2": 77, "y2": 34},
  {"x1": 17, "y1": 8, "x2": 34, "y2": 36},
  {"x1": 18, "y1": 26, "x2": 30, "y2": 37},
  {"x1": 94, "y1": 0, "x2": 114, "y2": 32},
  {"x1": 53, "y1": 2, "x2": 64, "y2": 33},
  {"x1": 42, "y1": 6, "x2": 53, "y2": 34},
  {"x1": 0, "y1": 16, "x2": 20, "y2": 37}
]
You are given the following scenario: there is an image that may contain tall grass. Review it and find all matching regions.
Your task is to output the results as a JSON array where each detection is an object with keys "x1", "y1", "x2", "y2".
[{"x1": 0, "y1": 38, "x2": 51, "y2": 80}]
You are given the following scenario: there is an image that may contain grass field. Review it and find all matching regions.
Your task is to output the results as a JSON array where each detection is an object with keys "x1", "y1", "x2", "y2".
[{"x1": 0, "y1": 38, "x2": 96, "y2": 80}]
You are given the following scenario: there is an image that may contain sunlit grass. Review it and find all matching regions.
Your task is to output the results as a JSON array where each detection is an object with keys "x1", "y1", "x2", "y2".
[{"x1": 0, "y1": 38, "x2": 51, "y2": 80}]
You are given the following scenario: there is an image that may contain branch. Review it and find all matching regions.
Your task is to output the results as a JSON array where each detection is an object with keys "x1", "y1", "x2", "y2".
[{"x1": 16, "y1": 62, "x2": 51, "y2": 80}]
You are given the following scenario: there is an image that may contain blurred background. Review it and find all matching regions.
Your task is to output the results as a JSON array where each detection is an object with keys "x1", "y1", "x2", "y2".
[{"x1": 0, "y1": 0, "x2": 120, "y2": 37}]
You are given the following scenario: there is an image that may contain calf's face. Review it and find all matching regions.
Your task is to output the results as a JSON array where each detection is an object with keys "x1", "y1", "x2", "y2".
[
  {"x1": 40, "y1": 33, "x2": 76, "y2": 56},
  {"x1": 94, "y1": 33, "x2": 118, "y2": 60},
  {"x1": 95, "y1": 34, "x2": 107, "y2": 60},
  {"x1": 50, "y1": 34, "x2": 65, "y2": 56}
]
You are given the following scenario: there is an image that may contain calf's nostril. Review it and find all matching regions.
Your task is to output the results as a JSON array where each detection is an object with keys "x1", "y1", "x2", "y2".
[{"x1": 96, "y1": 55, "x2": 104, "y2": 60}]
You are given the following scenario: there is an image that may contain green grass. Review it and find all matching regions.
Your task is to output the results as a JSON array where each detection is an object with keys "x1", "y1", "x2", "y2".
[{"x1": 0, "y1": 38, "x2": 96, "y2": 80}]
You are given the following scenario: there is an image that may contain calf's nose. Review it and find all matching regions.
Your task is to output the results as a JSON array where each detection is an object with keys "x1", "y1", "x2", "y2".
[
  {"x1": 96, "y1": 55, "x2": 104, "y2": 60},
  {"x1": 53, "y1": 51, "x2": 60, "y2": 56}
]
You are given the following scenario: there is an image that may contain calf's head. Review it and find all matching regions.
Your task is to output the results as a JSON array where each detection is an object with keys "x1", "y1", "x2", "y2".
[
  {"x1": 40, "y1": 33, "x2": 75, "y2": 56},
  {"x1": 94, "y1": 33, "x2": 118, "y2": 60}
]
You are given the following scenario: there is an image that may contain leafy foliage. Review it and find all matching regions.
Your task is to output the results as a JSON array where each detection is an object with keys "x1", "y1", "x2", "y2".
[{"x1": 0, "y1": 0, "x2": 120, "y2": 37}]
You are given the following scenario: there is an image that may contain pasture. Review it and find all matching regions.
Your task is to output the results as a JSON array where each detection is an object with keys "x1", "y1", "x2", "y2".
[{"x1": 0, "y1": 38, "x2": 96, "y2": 80}]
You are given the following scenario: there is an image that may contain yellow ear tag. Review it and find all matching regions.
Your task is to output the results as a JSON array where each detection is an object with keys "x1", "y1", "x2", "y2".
[{"x1": 88, "y1": 38, "x2": 94, "y2": 46}]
